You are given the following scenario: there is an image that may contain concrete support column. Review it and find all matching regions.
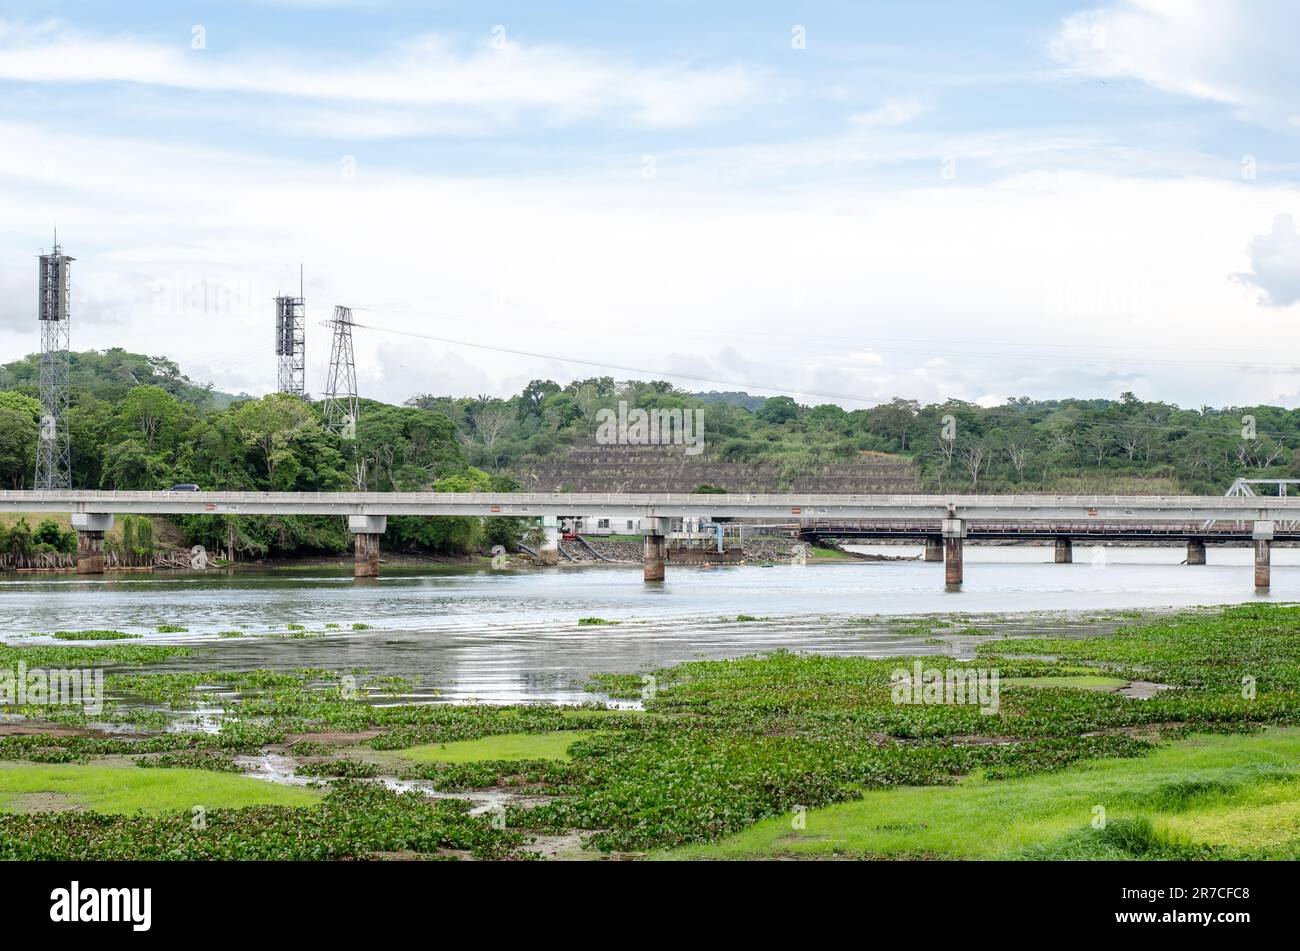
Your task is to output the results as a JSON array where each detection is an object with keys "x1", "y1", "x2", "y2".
[
  {"x1": 1253, "y1": 521, "x2": 1274, "y2": 591},
  {"x1": 348, "y1": 515, "x2": 387, "y2": 579},
  {"x1": 1054, "y1": 537, "x2": 1073, "y2": 564},
  {"x1": 1187, "y1": 538, "x2": 1206, "y2": 565},
  {"x1": 537, "y1": 515, "x2": 560, "y2": 566},
  {"x1": 942, "y1": 518, "x2": 965, "y2": 589},
  {"x1": 71, "y1": 514, "x2": 113, "y2": 575},
  {"x1": 923, "y1": 536, "x2": 943, "y2": 562},
  {"x1": 643, "y1": 517, "x2": 669, "y2": 583}
]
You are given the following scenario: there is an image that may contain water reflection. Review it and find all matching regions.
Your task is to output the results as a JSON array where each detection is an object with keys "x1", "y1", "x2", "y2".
[{"x1": 0, "y1": 546, "x2": 1289, "y2": 704}]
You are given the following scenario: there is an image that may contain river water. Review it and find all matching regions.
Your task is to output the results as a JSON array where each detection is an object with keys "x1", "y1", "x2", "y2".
[{"x1": 1, "y1": 544, "x2": 1294, "y2": 704}]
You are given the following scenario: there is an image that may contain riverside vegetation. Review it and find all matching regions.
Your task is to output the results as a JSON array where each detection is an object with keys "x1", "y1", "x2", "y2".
[{"x1": 1, "y1": 603, "x2": 1299, "y2": 859}]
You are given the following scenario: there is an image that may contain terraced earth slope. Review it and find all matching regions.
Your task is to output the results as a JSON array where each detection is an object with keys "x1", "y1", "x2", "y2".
[{"x1": 515, "y1": 444, "x2": 920, "y2": 493}]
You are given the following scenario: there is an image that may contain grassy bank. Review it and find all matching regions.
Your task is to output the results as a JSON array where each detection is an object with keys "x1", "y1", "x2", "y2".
[
  {"x1": 674, "y1": 728, "x2": 1300, "y2": 859},
  {"x1": 0, "y1": 602, "x2": 1297, "y2": 859}
]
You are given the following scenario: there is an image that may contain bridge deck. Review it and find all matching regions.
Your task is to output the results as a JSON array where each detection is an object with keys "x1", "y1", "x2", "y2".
[{"x1": 2, "y1": 490, "x2": 1300, "y2": 522}]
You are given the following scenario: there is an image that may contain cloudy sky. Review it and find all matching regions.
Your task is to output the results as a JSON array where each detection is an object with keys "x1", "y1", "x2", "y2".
[{"x1": 1, "y1": 0, "x2": 1298, "y2": 409}]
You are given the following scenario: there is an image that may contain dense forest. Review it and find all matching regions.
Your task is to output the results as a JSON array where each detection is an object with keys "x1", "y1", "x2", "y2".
[
  {"x1": 1, "y1": 348, "x2": 1295, "y2": 558},
  {"x1": 415, "y1": 382, "x2": 1298, "y2": 496},
  {"x1": 0, "y1": 351, "x2": 526, "y2": 559}
]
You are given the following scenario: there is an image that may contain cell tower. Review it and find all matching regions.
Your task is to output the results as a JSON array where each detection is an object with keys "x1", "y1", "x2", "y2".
[
  {"x1": 274, "y1": 268, "x2": 306, "y2": 397},
  {"x1": 35, "y1": 233, "x2": 73, "y2": 489},
  {"x1": 322, "y1": 305, "x2": 358, "y2": 438}
]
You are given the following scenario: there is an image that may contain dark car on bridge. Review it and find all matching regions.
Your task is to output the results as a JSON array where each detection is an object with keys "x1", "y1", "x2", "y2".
[{"x1": 168, "y1": 483, "x2": 201, "y2": 491}]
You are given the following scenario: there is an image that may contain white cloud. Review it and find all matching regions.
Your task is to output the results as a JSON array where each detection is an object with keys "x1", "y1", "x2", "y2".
[
  {"x1": 1048, "y1": 0, "x2": 1300, "y2": 127},
  {"x1": 1, "y1": 104, "x2": 1298, "y2": 409},
  {"x1": 0, "y1": 19, "x2": 758, "y2": 129},
  {"x1": 850, "y1": 97, "x2": 931, "y2": 128},
  {"x1": 1234, "y1": 214, "x2": 1300, "y2": 307}
]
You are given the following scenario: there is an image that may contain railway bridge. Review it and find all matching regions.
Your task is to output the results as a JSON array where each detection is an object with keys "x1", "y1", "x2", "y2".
[
  {"x1": 1, "y1": 490, "x2": 1296, "y2": 590},
  {"x1": 798, "y1": 518, "x2": 1300, "y2": 574}
]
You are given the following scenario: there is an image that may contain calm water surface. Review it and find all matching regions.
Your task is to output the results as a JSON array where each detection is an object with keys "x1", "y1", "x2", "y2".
[{"x1": 0, "y1": 544, "x2": 1292, "y2": 704}]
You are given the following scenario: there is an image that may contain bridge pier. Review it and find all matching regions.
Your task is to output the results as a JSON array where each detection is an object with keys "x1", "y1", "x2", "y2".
[
  {"x1": 348, "y1": 515, "x2": 387, "y2": 578},
  {"x1": 923, "y1": 536, "x2": 943, "y2": 562},
  {"x1": 942, "y1": 518, "x2": 964, "y2": 588},
  {"x1": 643, "y1": 517, "x2": 669, "y2": 583},
  {"x1": 1254, "y1": 521, "x2": 1273, "y2": 591},
  {"x1": 537, "y1": 516, "x2": 560, "y2": 566},
  {"x1": 1054, "y1": 537, "x2": 1072, "y2": 563},
  {"x1": 71, "y1": 514, "x2": 113, "y2": 575},
  {"x1": 1187, "y1": 538, "x2": 1206, "y2": 565}
]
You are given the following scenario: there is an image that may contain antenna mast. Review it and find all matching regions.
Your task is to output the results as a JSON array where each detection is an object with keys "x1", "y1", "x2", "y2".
[
  {"x1": 274, "y1": 265, "x2": 306, "y2": 397},
  {"x1": 36, "y1": 232, "x2": 73, "y2": 489}
]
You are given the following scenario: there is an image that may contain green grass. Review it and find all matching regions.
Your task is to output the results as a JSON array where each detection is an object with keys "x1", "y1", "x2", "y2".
[
  {"x1": 393, "y1": 731, "x2": 603, "y2": 764},
  {"x1": 1001, "y1": 675, "x2": 1129, "y2": 691},
  {"x1": 672, "y1": 728, "x2": 1300, "y2": 859},
  {"x1": 0, "y1": 762, "x2": 322, "y2": 814},
  {"x1": 806, "y1": 546, "x2": 857, "y2": 561}
]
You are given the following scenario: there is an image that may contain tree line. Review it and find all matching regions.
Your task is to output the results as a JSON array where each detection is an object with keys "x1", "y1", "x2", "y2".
[
  {"x1": 415, "y1": 382, "x2": 1291, "y2": 496},
  {"x1": 1, "y1": 349, "x2": 1291, "y2": 559},
  {"x1": 0, "y1": 352, "x2": 527, "y2": 558}
]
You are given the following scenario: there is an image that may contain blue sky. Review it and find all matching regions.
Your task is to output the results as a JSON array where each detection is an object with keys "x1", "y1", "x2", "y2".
[{"x1": 1, "y1": 1, "x2": 1298, "y2": 407}]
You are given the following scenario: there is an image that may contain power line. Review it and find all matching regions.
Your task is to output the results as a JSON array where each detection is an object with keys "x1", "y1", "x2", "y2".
[
  {"x1": 352, "y1": 318, "x2": 1300, "y2": 447},
  {"x1": 352, "y1": 320, "x2": 882, "y2": 405},
  {"x1": 372, "y1": 306, "x2": 1300, "y2": 370}
]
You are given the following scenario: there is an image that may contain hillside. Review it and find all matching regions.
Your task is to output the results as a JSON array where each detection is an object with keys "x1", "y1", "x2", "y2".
[
  {"x1": 519, "y1": 443, "x2": 919, "y2": 493},
  {"x1": 0, "y1": 348, "x2": 244, "y2": 410},
  {"x1": 2, "y1": 350, "x2": 1295, "y2": 500}
]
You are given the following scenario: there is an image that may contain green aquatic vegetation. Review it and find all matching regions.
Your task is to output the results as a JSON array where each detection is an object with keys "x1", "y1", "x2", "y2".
[
  {"x1": 217, "y1": 631, "x2": 246, "y2": 638},
  {"x1": 733, "y1": 615, "x2": 765, "y2": 622},
  {"x1": 288, "y1": 741, "x2": 333, "y2": 757},
  {"x1": 155, "y1": 624, "x2": 187, "y2": 634},
  {"x1": 0, "y1": 728, "x2": 281, "y2": 766},
  {"x1": 351, "y1": 623, "x2": 372, "y2": 630},
  {"x1": 400, "y1": 758, "x2": 581, "y2": 792},
  {"x1": 977, "y1": 602, "x2": 1300, "y2": 692},
  {"x1": 50, "y1": 630, "x2": 139, "y2": 641},
  {"x1": 285, "y1": 623, "x2": 306, "y2": 631},
  {"x1": 0, "y1": 780, "x2": 522, "y2": 860},
  {"x1": 295, "y1": 759, "x2": 379, "y2": 779},
  {"x1": 134, "y1": 750, "x2": 241, "y2": 773},
  {"x1": 324, "y1": 623, "x2": 340, "y2": 629},
  {"x1": 584, "y1": 672, "x2": 647, "y2": 699},
  {"x1": 518, "y1": 722, "x2": 1151, "y2": 852},
  {"x1": 577, "y1": 617, "x2": 620, "y2": 626},
  {"x1": 369, "y1": 675, "x2": 412, "y2": 698},
  {"x1": 0, "y1": 642, "x2": 189, "y2": 669},
  {"x1": 11, "y1": 700, "x2": 166, "y2": 732},
  {"x1": 9, "y1": 602, "x2": 1299, "y2": 860}
]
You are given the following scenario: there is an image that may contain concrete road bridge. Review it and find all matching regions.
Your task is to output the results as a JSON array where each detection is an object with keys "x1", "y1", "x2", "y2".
[{"x1": 1, "y1": 490, "x2": 1296, "y2": 589}]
